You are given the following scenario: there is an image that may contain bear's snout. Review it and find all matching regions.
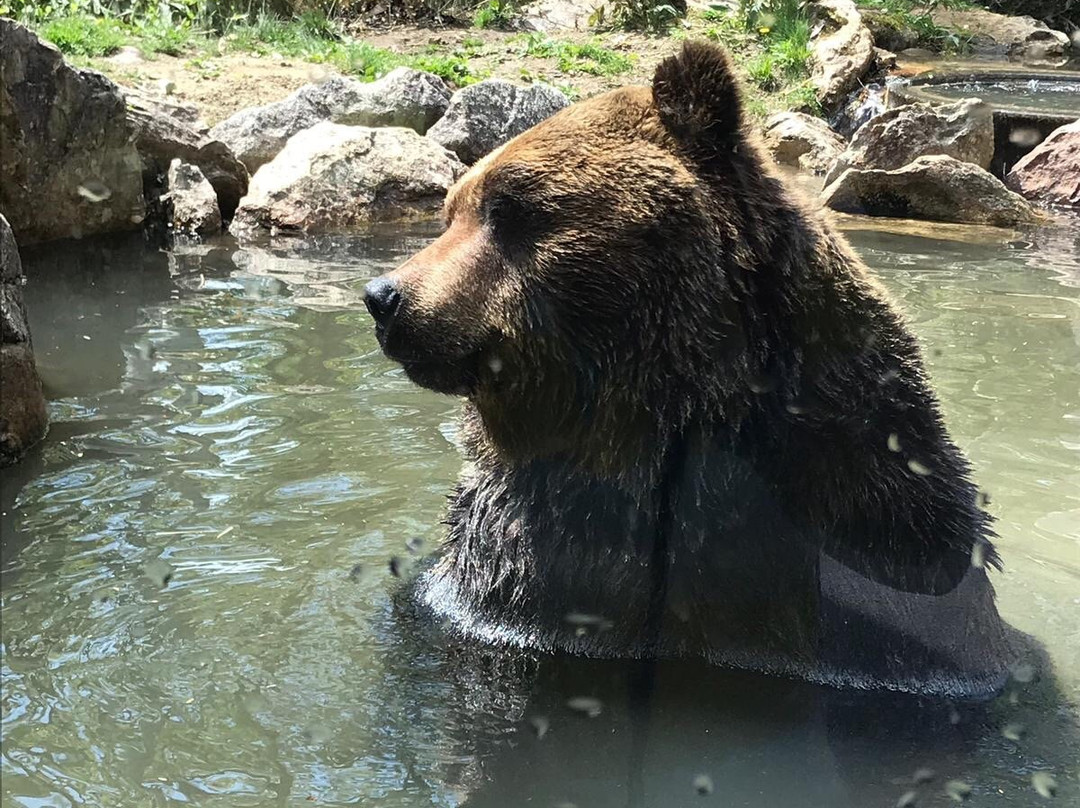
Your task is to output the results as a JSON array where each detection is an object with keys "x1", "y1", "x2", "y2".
[{"x1": 363, "y1": 277, "x2": 402, "y2": 331}]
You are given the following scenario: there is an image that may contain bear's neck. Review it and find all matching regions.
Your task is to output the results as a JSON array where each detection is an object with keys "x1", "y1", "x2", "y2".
[{"x1": 418, "y1": 412, "x2": 823, "y2": 666}]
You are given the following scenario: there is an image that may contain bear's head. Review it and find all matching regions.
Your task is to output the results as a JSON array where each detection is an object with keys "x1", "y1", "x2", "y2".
[{"x1": 365, "y1": 42, "x2": 803, "y2": 471}]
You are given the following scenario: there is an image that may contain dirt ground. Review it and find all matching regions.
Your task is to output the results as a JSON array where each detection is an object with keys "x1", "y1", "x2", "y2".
[{"x1": 86, "y1": 23, "x2": 706, "y2": 127}]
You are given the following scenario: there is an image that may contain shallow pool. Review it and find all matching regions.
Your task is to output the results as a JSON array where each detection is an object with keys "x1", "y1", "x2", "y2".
[{"x1": 2, "y1": 215, "x2": 1078, "y2": 807}]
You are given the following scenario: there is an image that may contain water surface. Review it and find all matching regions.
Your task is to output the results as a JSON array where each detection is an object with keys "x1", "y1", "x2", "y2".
[
  {"x1": 2, "y1": 216, "x2": 1078, "y2": 807},
  {"x1": 918, "y1": 77, "x2": 1080, "y2": 115}
]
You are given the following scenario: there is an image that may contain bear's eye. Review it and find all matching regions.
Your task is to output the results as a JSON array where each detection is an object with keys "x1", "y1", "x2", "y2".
[{"x1": 486, "y1": 195, "x2": 538, "y2": 257}]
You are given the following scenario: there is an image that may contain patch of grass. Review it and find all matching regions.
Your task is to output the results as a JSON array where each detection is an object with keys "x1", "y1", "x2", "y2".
[
  {"x1": 473, "y1": 0, "x2": 517, "y2": 29},
  {"x1": 855, "y1": 0, "x2": 976, "y2": 53},
  {"x1": 745, "y1": 52, "x2": 779, "y2": 90},
  {"x1": 133, "y1": 19, "x2": 196, "y2": 57},
  {"x1": 40, "y1": 14, "x2": 127, "y2": 57},
  {"x1": 593, "y1": 0, "x2": 685, "y2": 33},
  {"x1": 516, "y1": 34, "x2": 634, "y2": 76}
]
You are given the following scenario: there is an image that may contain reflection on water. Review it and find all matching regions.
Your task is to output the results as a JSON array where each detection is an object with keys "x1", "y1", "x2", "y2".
[{"x1": 2, "y1": 217, "x2": 1078, "y2": 807}]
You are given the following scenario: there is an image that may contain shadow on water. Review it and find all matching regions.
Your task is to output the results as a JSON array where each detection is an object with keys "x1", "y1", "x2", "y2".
[
  {"x1": 372, "y1": 576, "x2": 1076, "y2": 808},
  {"x1": 1, "y1": 218, "x2": 1076, "y2": 807}
]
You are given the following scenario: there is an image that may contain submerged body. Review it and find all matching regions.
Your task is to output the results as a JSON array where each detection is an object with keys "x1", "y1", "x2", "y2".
[{"x1": 364, "y1": 42, "x2": 1025, "y2": 697}]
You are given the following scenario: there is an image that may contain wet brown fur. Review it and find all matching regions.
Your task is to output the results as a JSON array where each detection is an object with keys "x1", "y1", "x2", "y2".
[{"x1": 369, "y1": 42, "x2": 1022, "y2": 696}]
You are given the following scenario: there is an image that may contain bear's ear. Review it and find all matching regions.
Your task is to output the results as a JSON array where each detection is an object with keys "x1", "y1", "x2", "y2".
[{"x1": 652, "y1": 41, "x2": 743, "y2": 149}]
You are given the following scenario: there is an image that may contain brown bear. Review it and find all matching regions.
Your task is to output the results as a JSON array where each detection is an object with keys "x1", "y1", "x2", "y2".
[{"x1": 364, "y1": 41, "x2": 1025, "y2": 697}]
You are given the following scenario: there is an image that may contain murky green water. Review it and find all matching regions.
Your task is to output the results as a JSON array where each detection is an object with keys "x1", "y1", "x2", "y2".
[{"x1": 2, "y1": 217, "x2": 1078, "y2": 807}]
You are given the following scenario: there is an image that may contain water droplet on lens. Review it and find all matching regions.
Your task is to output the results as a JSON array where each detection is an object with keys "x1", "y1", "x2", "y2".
[
  {"x1": 143, "y1": 559, "x2": 175, "y2": 588},
  {"x1": 887, "y1": 433, "x2": 901, "y2": 452},
  {"x1": 529, "y1": 715, "x2": 549, "y2": 739},
  {"x1": 1008, "y1": 128, "x2": 1043, "y2": 147},
  {"x1": 896, "y1": 790, "x2": 918, "y2": 808},
  {"x1": 944, "y1": 780, "x2": 971, "y2": 802},
  {"x1": 913, "y1": 768, "x2": 934, "y2": 784},
  {"x1": 1031, "y1": 771, "x2": 1057, "y2": 798},
  {"x1": 747, "y1": 372, "x2": 776, "y2": 394},
  {"x1": 693, "y1": 774, "x2": 714, "y2": 795},
  {"x1": 970, "y1": 540, "x2": 986, "y2": 569},
  {"x1": 907, "y1": 459, "x2": 932, "y2": 477},
  {"x1": 1001, "y1": 722, "x2": 1025, "y2": 741},
  {"x1": 566, "y1": 696, "x2": 602, "y2": 717},
  {"x1": 77, "y1": 181, "x2": 112, "y2": 203},
  {"x1": 564, "y1": 612, "x2": 613, "y2": 631},
  {"x1": 1011, "y1": 662, "x2": 1035, "y2": 683}
]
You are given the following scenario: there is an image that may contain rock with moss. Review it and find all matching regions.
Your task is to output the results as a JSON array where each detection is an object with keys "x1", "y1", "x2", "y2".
[
  {"x1": 0, "y1": 214, "x2": 48, "y2": 466},
  {"x1": 932, "y1": 8, "x2": 1070, "y2": 64},
  {"x1": 762, "y1": 112, "x2": 847, "y2": 174},
  {"x1": 0, "y1": 18, "x2": 145, "y2": 246},
  {"x1": 823, "y1": 99, "x2": 994, "y2": 187},
  {"x1": 427, "y1": 80, "x2": 570, "y2": 164},
  {"x1": 210, "y1": 69, "x2": 452, "y2": 173},
  {"x1": 231, "y1": 123, "x2": 465, "y2": 237},
  {"x1": 822, "y1": 155, "x2": 1038, "y2": 226}
]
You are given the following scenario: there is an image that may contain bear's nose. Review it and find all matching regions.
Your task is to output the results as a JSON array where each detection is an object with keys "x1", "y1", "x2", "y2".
[{"x1": 364, "y1": 277, "x2": 401, "y2": 326}]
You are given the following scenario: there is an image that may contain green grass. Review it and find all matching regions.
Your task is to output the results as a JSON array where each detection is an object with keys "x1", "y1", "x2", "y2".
[
  {"x1": 473, "y1": 0, "x2": 517, "y2": 29},
  {"x1": 516, "y1": 34, "x2": 634, "y2": 76},
  {"x1": 40, "y1": 14, "x2": 128, "y2": 57},
  {"x1": 26, "y1": 9, "x2": 484, "y2": 86}
]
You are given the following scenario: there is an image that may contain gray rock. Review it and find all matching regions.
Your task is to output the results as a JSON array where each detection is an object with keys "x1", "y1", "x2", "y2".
[
  {"x1": 932, "y1": 8, "x2": 1070, "y2": 64},
  {"x1": 125, "y1": 91, "x2": 248, "y2": 220},
  {"x1": 762, "y1": 112, "x2": 847, "y2": 174},
  {"x1": 823, "y1": 99, "x2": 994, "y2": 187},
  {"x1": 210, "y1": 68, "x2": 451, "y2": 173},
  {"x1": 521, "y1": 0, "x2": 602, "y2": 32},
  {"x1": 1005, "y1": 119, "x2": 1080, "y2": 209},
  {"x1": 167, "y1": 160, "x2": 222, "y2": 235},
  {"x1": 124, "y1": 86, "x2": 209, "y2": 134},
  {"x1": 427, "y1": 79, "x2": 570, "y2": 164},
  {"x1": 0, "y1": 214, "x2": 48, "y2": 466},
  {"x1": 809, "y1": 0, "x2": 876, "y2": 111},
  {"x1": 231, "y1": 123, "x2": 466, "y2": 236},
  {"x1": 0, "y1": 19, "x2": 145, "y2": 246},
  {"x1": 822, "y1": 154, "x2": 1038, "y2": 226}
]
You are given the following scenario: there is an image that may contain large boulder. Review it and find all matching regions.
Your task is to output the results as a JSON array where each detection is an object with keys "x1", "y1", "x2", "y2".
[
  {"x1": 809, "y1": 0, "x2": 876, "y2": 112},
  {"x1": 762, "y1": 112, "x2": 847, "y2": 174},
  {"x1": 209, "y1": 69, "x2": 451, "y2": 174},
  {"x1": 823, "y1": 99, "x2": 994, "y2": 187},
  {"x1": 231, "y1": 123, "x2": 465, "y2": 236},
  {"x1": 0, "y1": 19, "x2": 144, "y2": 246},
  {"x1": 427, "y1": 80, "x2": 570, "y2": 164},
  {"x1": 1, "y1": 214, "x2": 48, "y2": 466},
  {"x1": 822, "y1": 154, "x2": 1038, "y2": 226},
  {"x1": 124, "y1": 91, "x2": 248, "y2": 220},
  {"x1": 1005, "y1": 119, "x2": 1080, "y2": 209},
  {"x1": 932, "y1": 8, "x2": 1070, "y2": 64},
  {"x1": 167, "y1": 160, "x2": 222, "y2": 236}
]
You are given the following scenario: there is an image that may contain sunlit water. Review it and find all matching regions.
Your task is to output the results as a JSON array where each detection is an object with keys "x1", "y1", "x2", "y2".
[
  {"x1": 2, "y1": 216, "x2": 1078, "y2": 807},
  {"x1": 918, "y1": 78, "x2": 1080, "y2": 116}
]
